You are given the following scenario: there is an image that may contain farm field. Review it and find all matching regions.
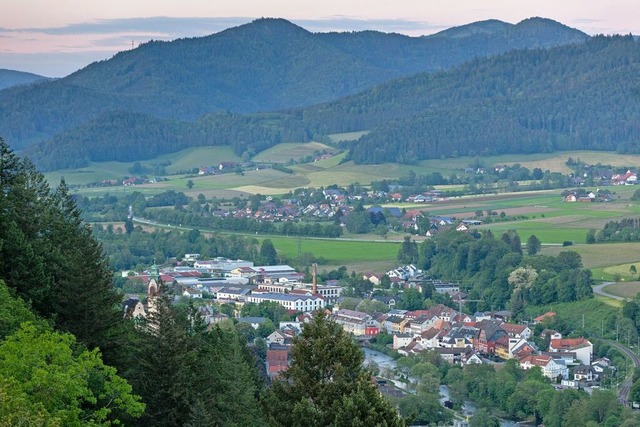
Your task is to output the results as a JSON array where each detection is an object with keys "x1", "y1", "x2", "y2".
[
  {"x1": 541, "y1": 242, "x2": 640, "y2": 270},
  {"x1": 601, "y1": 281, "x2": 640, "y2": 299}
]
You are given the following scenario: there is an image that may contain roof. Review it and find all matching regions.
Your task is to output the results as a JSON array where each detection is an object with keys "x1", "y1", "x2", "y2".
[
  {"x1": 238, "y1": 317, "x2": 268, "y2": 324},
  {"x1": 550, "y1": 338, "x2": 592, "y2": 351},
  {"x1": 534, "y1": 311, "x2": 556, "y2": 322},
  {"x1": 500, "y1": 323, "x2": 528, "y2": 335}
]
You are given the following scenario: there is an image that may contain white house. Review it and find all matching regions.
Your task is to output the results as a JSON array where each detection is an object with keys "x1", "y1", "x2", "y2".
[
  {"x1": 549, "y1": 338, "x2": 593, "y2": 365},
  {"x1": 519, "y1": 355, "x2": 569, "y2": 380}
]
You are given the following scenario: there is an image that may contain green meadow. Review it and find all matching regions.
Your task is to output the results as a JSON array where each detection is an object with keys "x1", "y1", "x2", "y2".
[{"x1": 43, "y1": 144, "x2": 640, "y2": 275}]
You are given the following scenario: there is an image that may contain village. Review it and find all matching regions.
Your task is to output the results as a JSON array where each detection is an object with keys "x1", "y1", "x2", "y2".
[{"x1": 121, "y1": 255, "x2": 611, "y2": 396}]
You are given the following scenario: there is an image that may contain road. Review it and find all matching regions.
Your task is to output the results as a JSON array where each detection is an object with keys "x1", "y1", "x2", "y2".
[
  {"x1": 607, "y1": 340, "x2": 640, "y2": 405},
  {"x1": 593, "y1": 282, "x2": 625, "y2": 301}
]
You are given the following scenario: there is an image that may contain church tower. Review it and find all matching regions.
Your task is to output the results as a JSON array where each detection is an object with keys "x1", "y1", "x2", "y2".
[{"x1": 146, "y1": 261, "x2": 162, "y2": 315}]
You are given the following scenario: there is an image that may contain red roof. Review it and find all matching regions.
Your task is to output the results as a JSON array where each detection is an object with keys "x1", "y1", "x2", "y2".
[{"x1": 550, "y1": 338, "x2": 591, "y2": 351}]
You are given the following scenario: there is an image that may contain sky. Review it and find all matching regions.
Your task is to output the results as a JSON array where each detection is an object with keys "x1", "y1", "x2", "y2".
[{"x1": 1, "y1": 0, "x2": 638, "y2": 78}]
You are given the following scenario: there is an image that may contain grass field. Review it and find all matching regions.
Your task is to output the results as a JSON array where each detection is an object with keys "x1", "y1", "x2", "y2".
[
  {"x1": 602, "y1": 282, "x2": 640, "y2": 299},
  {"x1": 266, "y1": 235, "x2": 400, "y2": 270},
  {"x1": 252, "y1": 142, "x2": 334, "y2": 163},
  {"x1": 541, "y1": 242, "x2": 640, "y2": 270}
]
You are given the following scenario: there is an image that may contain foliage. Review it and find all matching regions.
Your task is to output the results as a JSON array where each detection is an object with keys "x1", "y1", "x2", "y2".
[
  {"x1": 592, "y1": 217, "x2": 640, "y2": 243},
  {"x1": 0, "y1": 138, "x2": 126, "y2": 364},
  {"x1": 527, "y1": 234, "x2": 542, "y2": 255},
  {"x1": 129, "y1": 294, "x2": 264, "y2": 427},
  {"x1": 263, "y1": 311, "x2": 405, "y2": 426},
  {"x1": 0, "y1": 322, "x2": 144, "y2": 426},
  {"x1": 417, "y1": 230, "x2": 593, "y2": 311}
]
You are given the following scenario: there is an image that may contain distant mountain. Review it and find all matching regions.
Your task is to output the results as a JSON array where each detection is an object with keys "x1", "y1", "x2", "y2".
[
  {"x1": 26, "y1": 36, "x2": 640, "y2": 172},
  {"x1": 0, "y1": 69, "x2": 49, "y2": 91},
  {"x1": 0, "y1": 17, "x2": 587, "y2": 153}
]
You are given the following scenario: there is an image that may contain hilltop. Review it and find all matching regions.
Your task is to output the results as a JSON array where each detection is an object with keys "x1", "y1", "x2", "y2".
[{"x1": 0, "y1": 69, "x2": 49, "y2": 91}]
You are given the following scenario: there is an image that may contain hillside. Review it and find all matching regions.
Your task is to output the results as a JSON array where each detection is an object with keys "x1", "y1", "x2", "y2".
[
  {"x1": 307, "y1": 35, "x2": 640, "y2": 163},
  {"x1": 26, "y1": 35, "x2": 640, "y2": 171},
  {"x1": 0, "y1": 17, "x2": 586, "y2": 153},
  {"x1": 0, "y1": 69, "x2": 49, "y2": 91}
]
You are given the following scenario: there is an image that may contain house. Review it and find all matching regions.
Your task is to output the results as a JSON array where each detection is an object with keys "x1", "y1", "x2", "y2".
[
  {"x1": 462, "y1": 350, "x2": 483, "y2": 365},
  {"x1": 455, "y1": 223, "x2": 469, "y2": 233},
  {"x1": 266, "y1": 343, "x2": 290, "y2": 380},
  {"x1": 519, "y1": 355, "x2": 569, "y2": 380},
  {"x1": 591, "y1": 358, "x2": 612, "y2": 380},
  {"x1": 266, "y1": 330, "x2": 289, "y2": 346},
  {"x1": 540, "y1": 329, "x2": 562, "y2": 340},
  {"x1": 533, "y1": 311, "x2": 556, "y2": 325},
  {"x1": 500, "y1": 323, "x2": 532, "y2": 340},
  {"x1": 393, "y1": 333, "x2": 413, "y2": 350},
  {"x1": 383, "y1": 315, "x2": 406, "y2": 334},
  {"x1": 473, "y1": 319, "x2": 508, "y2": 355},
  {"x1": 417, "y1": 328, "x2": 444, "y2": 349},
  {"x1": 549, "y1": 338, "x2": 593, "y2": 365},
  {"x1": 573, "y1": 365, "x2": 595, "y2": 382},
  {"x1": 372, "y1": 295, "x2": 396, "y2": 309},
  {"x1": 246, "y1": 292, "x2": 325, "y2": 313},
  {"x1": 182, "y1": 288, "x2": 203, "y2": 299},
  {"x1": 363, "y1": 272, "x2": 383, "y2": 286},
  {"x1": 333, "y1": 309, "x2": 375, "y2": 336}
]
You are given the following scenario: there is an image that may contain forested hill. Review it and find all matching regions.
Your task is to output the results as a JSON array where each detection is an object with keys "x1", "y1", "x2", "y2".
[
  {"x1": 311, "y1": 35, "x2": 640, "y2": 164},
  {"x1": 26, "y1": 35, "x2": 640, "y2": 171},
  {"x1": 0, "y1": 69, "x2": 49, "y2": 91},
  {"x1": 0, "y1": 17, "x2": 586, "y2": 152}
]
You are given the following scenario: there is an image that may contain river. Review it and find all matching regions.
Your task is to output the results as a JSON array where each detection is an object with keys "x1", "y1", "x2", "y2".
[{"x1": 362, "y1": 347, "x2": 522, "y2": 427}]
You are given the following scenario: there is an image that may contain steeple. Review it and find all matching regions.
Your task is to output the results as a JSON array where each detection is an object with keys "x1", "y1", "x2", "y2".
[{"x1": 147, "y1": 260, "x2": 161, "y2": 299}]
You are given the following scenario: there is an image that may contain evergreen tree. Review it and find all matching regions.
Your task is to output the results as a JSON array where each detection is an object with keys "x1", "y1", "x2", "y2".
[
  {"x1": 526, "y1": 235, "x2": 541, "y2": 255},
  {"x1": 130, "y1": 292, "x2": 263, "y2": 427},
  {"x1": 0, "y1": 138, "x2": 126, "y2": 364},
  {"x1": 260, "y1": 238, "x2": 278, "y2": 265},
  {"x1": 263, "y1": 311, "x2": 405, "y2": 427}
]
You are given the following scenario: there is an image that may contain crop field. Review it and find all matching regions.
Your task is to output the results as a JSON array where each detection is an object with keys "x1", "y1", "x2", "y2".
[
  {"x1": 161, "y1": 146, "x2": 241, "y2": 174},
  {"x1": 542, "y1": 242, "x2": 640, "y2": 269},
  {"x1": 421, "y1": 151, "x2": 640, "y2": 176},
  {"x1": 602, "y1": 281, "x2": 640, "y2": 299}
]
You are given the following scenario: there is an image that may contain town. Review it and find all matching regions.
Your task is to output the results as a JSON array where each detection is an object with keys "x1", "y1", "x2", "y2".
[{"x1": 122, "y1": 256, "x2": 609, "y2": 395}]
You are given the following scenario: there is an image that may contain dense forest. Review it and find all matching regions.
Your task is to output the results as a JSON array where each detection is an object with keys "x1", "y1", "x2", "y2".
[
  {"x1": 17, "y1": 35, "x2": 640, "y2": 171},
  {"x1": 0, "y1": 138, "x2": 405, "y2": 425},
  {"x1": 408, "y1": 229, "x2": 594, "y2": 316}
]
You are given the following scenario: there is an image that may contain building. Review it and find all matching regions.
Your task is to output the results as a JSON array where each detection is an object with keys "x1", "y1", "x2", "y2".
[
  {"x1": 549, "y1": 338, "x2": 593, "y2": 365},
  {"x1": 519, "y1": 355, "x2": 569, "y2": 380},
  {"x1": 246, "y1": 292, "x2": 325, "y2": 312},
  {"x1": 333, "y1": 309, "x2": 379, "y2": 336}
]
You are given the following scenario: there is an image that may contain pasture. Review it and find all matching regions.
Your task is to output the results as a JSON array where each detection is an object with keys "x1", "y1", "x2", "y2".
[{"x1": 601, "y1": 282, "x2": 640, "y2": 299}]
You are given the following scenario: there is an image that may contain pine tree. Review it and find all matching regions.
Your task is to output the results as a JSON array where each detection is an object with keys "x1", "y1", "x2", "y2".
[
  {"x1": 263, "y1": 311, "x2": 405, "y2": 427},
  {"x1": 0, "y1": 138, "x2": 128, "y2": 365},
  {"x1": 130, "y1": 294, "x2": 264, "y2": 427}
]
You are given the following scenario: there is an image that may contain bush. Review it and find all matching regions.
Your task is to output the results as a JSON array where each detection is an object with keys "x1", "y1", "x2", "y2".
[{"x1": 562, "y1": 240, "x2": 573, "y2": 247}]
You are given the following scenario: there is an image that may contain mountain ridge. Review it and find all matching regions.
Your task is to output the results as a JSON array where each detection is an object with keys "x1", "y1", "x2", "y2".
[{"x1": 0, "y1": 17, "x2": 588, "y2": 154}]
